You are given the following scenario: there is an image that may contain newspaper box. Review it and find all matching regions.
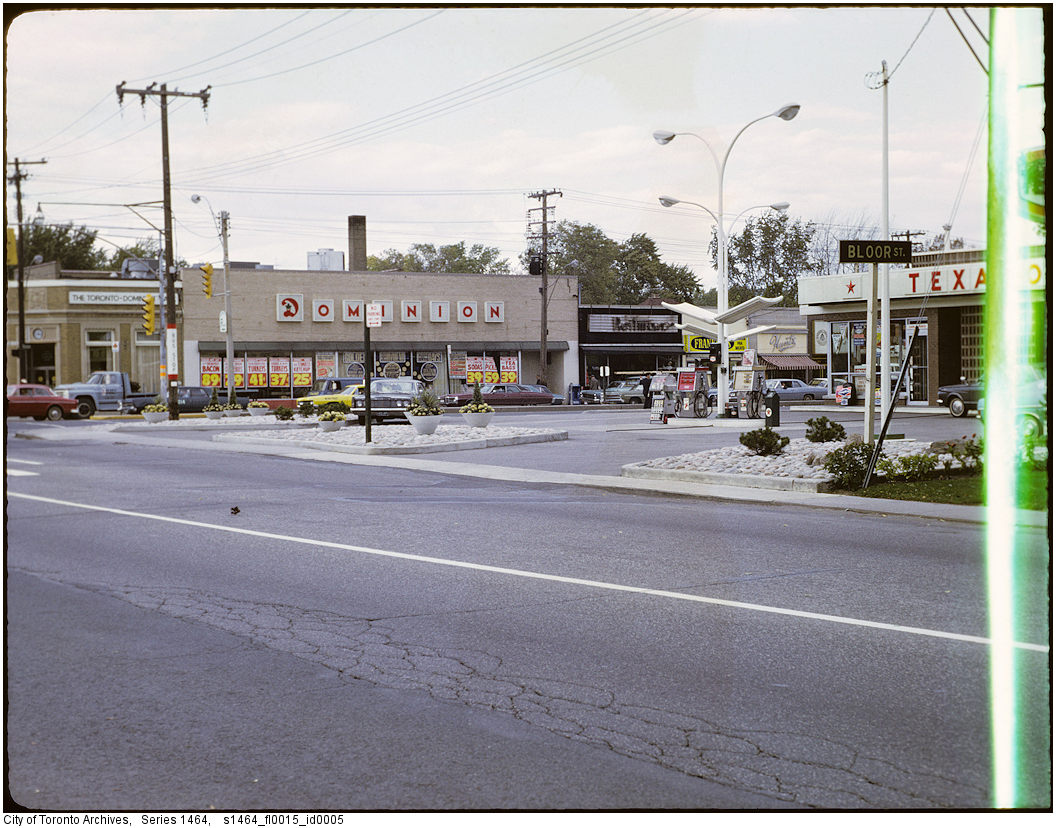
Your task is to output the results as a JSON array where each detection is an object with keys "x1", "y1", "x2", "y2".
[{"x1": 648, "y1": 374, "x2": 679, "y2": 424}]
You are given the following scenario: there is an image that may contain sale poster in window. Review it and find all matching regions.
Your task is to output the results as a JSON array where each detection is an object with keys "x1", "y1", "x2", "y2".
[
  {"x1": 466, "y1": 356, "x2": 485, "y2": 384},
  {"x1": 200, "y1": 357, "x2": 222, "y2": 388},
  {"x1": 269, "y1": 357, "x2": 290, "y2": 388},
  {"x1": 245, "y1": 357, "x2": 268, "y2": 389},
  {"x1": 292, "y1": 357, "x2": 313, "y2": 387},
  {"x1": 500, "y1": 356, "x2": 518, "y2": 382},
  {"x1": 223, "y1": 358, "x2": 245, "y2": 388}
]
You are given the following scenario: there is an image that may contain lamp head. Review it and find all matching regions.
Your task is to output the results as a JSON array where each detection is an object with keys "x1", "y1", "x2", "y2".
[
  {"x1": 770, "y1": 202, "x2": 790, "y2": 212},
  {"x1": 652, "y1": 130, "x2": 676, "y2": 145},
  {"x1": 190, "y1": 194, "x2": 202, "y2": 204},
  {"x1": 658, "y1": 196, "x2": 681, "y2": 208},
  {"x1": 775, "y1": 104, "x2": 800, "y2": 121}
]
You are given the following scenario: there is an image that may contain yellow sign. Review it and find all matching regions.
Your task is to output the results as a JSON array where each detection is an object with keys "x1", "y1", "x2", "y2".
[
  {"x1": 729, "y1": 338, "x2": 748, "y2": 352},
  {"x1": 6, "y1": 228, "x2": 17, "y2": 266},
  {"x1": 683, "y1": 334, "x2": 713, "y2": 352}
]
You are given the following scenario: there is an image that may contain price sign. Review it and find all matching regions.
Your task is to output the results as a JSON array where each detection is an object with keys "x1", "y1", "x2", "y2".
[
  {"x1": 200, "y1": 357, "x2": 223, "y2": 388},
  {"x1": 269, "y1": 357, "x2": 290, "y2": 388}
]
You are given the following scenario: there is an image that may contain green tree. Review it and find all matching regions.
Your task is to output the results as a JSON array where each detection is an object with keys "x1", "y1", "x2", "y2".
[
  {"x1": 368, "y1": 241, "x2": 510, "y2": 273},
  {"x1": 22, "y1": 222, "x2": 108, "y2": 270},
  {"x1": 522, "y1": 220, "x2": 620, "y2": 304},
  {"x1": 710, "y1": 212, "x2": 818, "y2": 307},
  {"x1": 613, "y1": 233, "x2": 701, "y2": 305}
]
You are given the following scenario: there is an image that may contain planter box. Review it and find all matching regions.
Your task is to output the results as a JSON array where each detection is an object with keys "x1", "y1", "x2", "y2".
[
  {"x1": 318, "y1": 420, "x2": 343, "y2": 432},
  {"x1": 405, "y1": 413, "x2": 443, "y2": 435},
  {"x1": 204, "y1": 410, "x2": 224, "y2": 420},
  {"x1": 248, "y1": 407, "x2": 270, "y2": 417},
  {"x1": 142, "y1": 410, "x2": 168, "y2": 423},
  {"x1": 461, "y1": 411, "x2": 494, "y2": 428}
]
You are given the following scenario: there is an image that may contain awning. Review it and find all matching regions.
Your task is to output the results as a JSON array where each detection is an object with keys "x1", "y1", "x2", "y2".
[{"x1": 757, "y1": 353, "x2": 824, "y2": 370}]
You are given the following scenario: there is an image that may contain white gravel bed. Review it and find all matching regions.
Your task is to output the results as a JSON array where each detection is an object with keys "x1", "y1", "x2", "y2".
[
  {"x1": 629, "y1": 437, "x2": 956, "y2": 480},
  {"x1": 215, "y1": 421, "x2": 562, "y2": 448}
]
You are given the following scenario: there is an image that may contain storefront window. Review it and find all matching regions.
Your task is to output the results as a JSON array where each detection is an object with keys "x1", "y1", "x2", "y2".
[{"x1": 86, "y1": 330, "x2": 114, "y2": 373}]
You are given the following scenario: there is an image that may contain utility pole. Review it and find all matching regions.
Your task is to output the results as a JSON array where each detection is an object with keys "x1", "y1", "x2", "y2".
[
  {"x1": 6, "y1": 158, "x2": 47, "y2": 382},
  {"x1": 527, "y1": 189, "x2": 561, "y2": 388},
  {"x1": 891, "y1": 229, "x2": 926, "y2": 245},
  {"x1": 116, "y1": 81, "x2": 211, "y2": 419}
]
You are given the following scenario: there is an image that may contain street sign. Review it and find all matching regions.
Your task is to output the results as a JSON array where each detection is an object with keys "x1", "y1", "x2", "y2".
[
  {"x1": 366, "y1": 302, "x2": 383, "y2": 328},
  {"x1": 839, "y1": 240, "x2": 912, "y2": 264}
]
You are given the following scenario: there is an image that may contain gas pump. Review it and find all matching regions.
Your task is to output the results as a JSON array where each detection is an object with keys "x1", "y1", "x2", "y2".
[
  {"x1": 676, "y1": 368, "x2": 711, "y2": 418},
  {"x1": 730, "y1": 367, "x2": 766, "y2": 418}
]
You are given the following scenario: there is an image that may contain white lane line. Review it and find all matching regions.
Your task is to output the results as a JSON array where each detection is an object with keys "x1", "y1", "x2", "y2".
[
  {"x1": 6, "y1": 458, "x2": 44, "y2": 465},
  {"x1": 6, "y1": 469, "x2": 39, "y2": 477},
  {"x1": 8, "y1": 491, "x2": 1049, "y2": 654}
]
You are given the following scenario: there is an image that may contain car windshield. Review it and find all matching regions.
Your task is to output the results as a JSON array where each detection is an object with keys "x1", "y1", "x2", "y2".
[{"x1": 371, "y1": 378, "x2": 418, "y2": 394}]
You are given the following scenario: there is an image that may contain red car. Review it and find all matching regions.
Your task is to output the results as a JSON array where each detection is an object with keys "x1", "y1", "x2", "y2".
[
  {"x1": 6, "y1": 383, "x2": 80, "y2": 421},
  {"x1": 442, "y1": 383, "x2": 554, "y2": 407}
]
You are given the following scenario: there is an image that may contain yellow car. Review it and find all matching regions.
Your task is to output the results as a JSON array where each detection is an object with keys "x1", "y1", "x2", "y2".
[{"x1": 301, "y1": 382, "x2": 363, "y2": 408}]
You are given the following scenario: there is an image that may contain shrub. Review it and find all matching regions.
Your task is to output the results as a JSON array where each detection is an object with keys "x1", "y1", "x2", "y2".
[
  {"x1": 823, "y1": 442, "x2": 876, "y2": 489},
  {"x1": 739, "y1": 426, "x2": 790, "y2": 456},
  {"x1": 297, "y1": 399, "x2": 315, "y2": 418},
  {"x1": 273, "y1": 406, "x2": 294, "y2": 421},
  {"x1": 247, "y1": 400, "x2": 269, "y2": 409},
  {"x1": 877, "y1": 453, "x2": 938, "y2": 482},
  {"x1": 318, "y1": 410, "x2": 346, "y2": 422},
  {"x1": 408, "y1": 388, "x2": 444, "y2": 416},
  {"x1": 961, "y1": 435, "x2": 984, "y2": 471},
  {"x1": 805, "y1": 416, "x2": 846, "y2": 443},
  {"x1": 318, "y1": 401, "x2": 350, "y2": 415},
  {"x1": 459, "y1": 382, "x2": 494, "y2": 414}
]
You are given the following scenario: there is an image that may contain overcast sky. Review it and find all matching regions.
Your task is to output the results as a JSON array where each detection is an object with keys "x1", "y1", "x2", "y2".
[{"x1": 5, "y1": 4, "x2": 1029, "y2": 287}]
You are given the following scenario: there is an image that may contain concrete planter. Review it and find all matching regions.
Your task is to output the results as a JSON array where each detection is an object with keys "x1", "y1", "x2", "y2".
[
  {"x1": 405, "y1": 413, "x2": 443, "y2": 435},
  {"x1": 142, "y1": 410, "x2": 168, "y2": 423},
  {"x1": 318, "y1": 419, "x2": 343, "y2": 432},
  {"x1": 461, "y1": 411, "x2": 494, "y2": 428},
  {"x1": 204, "y1": 410, "x2": 224, "y2": 420},
  {"x1": 247, "y1": 407, "x2": 270, "y2": 417}
]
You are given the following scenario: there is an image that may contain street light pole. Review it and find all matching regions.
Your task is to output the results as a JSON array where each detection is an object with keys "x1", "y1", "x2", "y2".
[
  {"x1": 192, "y1": 195, "x2": 235, "y2": 405},
  {"x1": 653, "y1": 104, "x2": 800, "y2": 416}
]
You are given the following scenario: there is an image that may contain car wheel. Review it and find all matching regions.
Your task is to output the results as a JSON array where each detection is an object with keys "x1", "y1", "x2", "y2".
[
  {"x1": 46, "y1": 405, "x2": 64, "y2": 421},
  {"x1": 1018, "y1": 413, "x2": 1042, "y2": 440},
  {"x1": 75, "y1": 397, "x2": 95, "y2": 418},
  {"x1": 803, "y1": 394, "x2": 815, "y2": 400},
  {"x1": 948, "y1": 396, "x2": 967, "y2": 417},
  {"x1": 629, "y1": 397, "x2": 642, "y2": 405}
]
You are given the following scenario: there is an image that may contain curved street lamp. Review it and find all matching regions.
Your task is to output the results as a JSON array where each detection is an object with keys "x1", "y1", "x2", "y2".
[{"x1": 653, "y1": 103, "x2": 800, "y2": 416}]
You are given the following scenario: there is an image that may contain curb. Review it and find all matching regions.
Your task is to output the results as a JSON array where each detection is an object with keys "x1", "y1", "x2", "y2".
[
  {"x1": 214, "y1": 428, "x2": 568, "y2": 455},
  {"x1": 621, "y1": 463, "x2": 832, "y2": 493}
]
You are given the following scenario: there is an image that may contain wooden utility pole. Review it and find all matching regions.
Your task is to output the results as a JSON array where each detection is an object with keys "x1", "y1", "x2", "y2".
[
  {"x1": 527, "y1": 189, "x2": 561, "y2": 388},
  {"x1": 116, "y1": 81, "x2": 211, "y2": 419},
  {"x1": 6, "y1": 158, "x2": 47, "y2": 382}
]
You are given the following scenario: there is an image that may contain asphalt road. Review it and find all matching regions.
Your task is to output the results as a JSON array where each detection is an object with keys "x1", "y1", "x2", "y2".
[{"x1": 5, "y1": 410, "x2": 1049, "y2": 811}]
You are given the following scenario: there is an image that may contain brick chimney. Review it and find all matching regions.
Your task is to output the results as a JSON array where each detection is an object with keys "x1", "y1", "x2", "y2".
[{"x1": 348, "y1": 216, "x2": 367, "y2": 271}]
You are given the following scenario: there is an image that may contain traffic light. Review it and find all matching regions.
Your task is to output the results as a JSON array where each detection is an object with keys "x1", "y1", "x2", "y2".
[
  {"x1": 709, "y1": 343, "x2": 721, "y2": 364},
  {"x1": 141, "y1": 294, "x2": 156, "y2": 335},
  {"x1": 200, "y1": 262, "x2": 214, "y2": 297}
]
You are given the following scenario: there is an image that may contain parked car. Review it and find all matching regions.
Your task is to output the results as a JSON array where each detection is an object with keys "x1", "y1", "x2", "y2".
[
  {"x1": 603, "y1": 380, "x2": 647, "y2": 405},
  {"x1": 522, "y1": 384, "x2": 565, "y2": 404},
  {"x1": 350, "y1": 377, "x2": 425, "y2": 424},
  {"x1": 442, "y1": 383, "x2": 554, "y2": 407},
  {"x1": 580, "y1": 387, "x2": 603, "y2": 404},
  {"x1": 936, "y1": 378, "x2": 983, "y2": 418},
  {"x1": 6, "y1": 383, "x2": 80, "y2": 420},
  {"x1": 299, "y1": 383, "x2": 363, "y2": 409},
  {"x1": 809, "y1": 377, "x2": 829, "y2": 388},
  {"x1": 977, "y1": 368, "x2": 1047, "y2": 439},
  {"x1": 764, "y1": 378, "x2": 821, "y2": 401},
  {"x1": 55, "y1": 371, "x2": 155, "y2": 418},
  {"x1": 119, "y1": 386, "x2": 250, "y2": 414}
]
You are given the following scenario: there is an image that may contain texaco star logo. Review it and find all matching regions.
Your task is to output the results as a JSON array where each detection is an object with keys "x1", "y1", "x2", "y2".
[{"x1": 845, "y1": 281, "x2": 857, "y2": 295}]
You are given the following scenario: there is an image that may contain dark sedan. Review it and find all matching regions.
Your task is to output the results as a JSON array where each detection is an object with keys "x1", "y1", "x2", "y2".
[
  {"x1": 121, "y1": 387, "x2": 251, "y2": 414},
  {"x1": 350, "y1": 377, "x2": 425, "y2": 424},
  {"x1": 936, "y1": 378, "x2": 983, "y2": 417},
  {"x1": 6, "y1": 383, "x2": 80, "y2": 420},
  {"x1": 442, "y1": 383, "x2": 554, "y2": 407}
]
